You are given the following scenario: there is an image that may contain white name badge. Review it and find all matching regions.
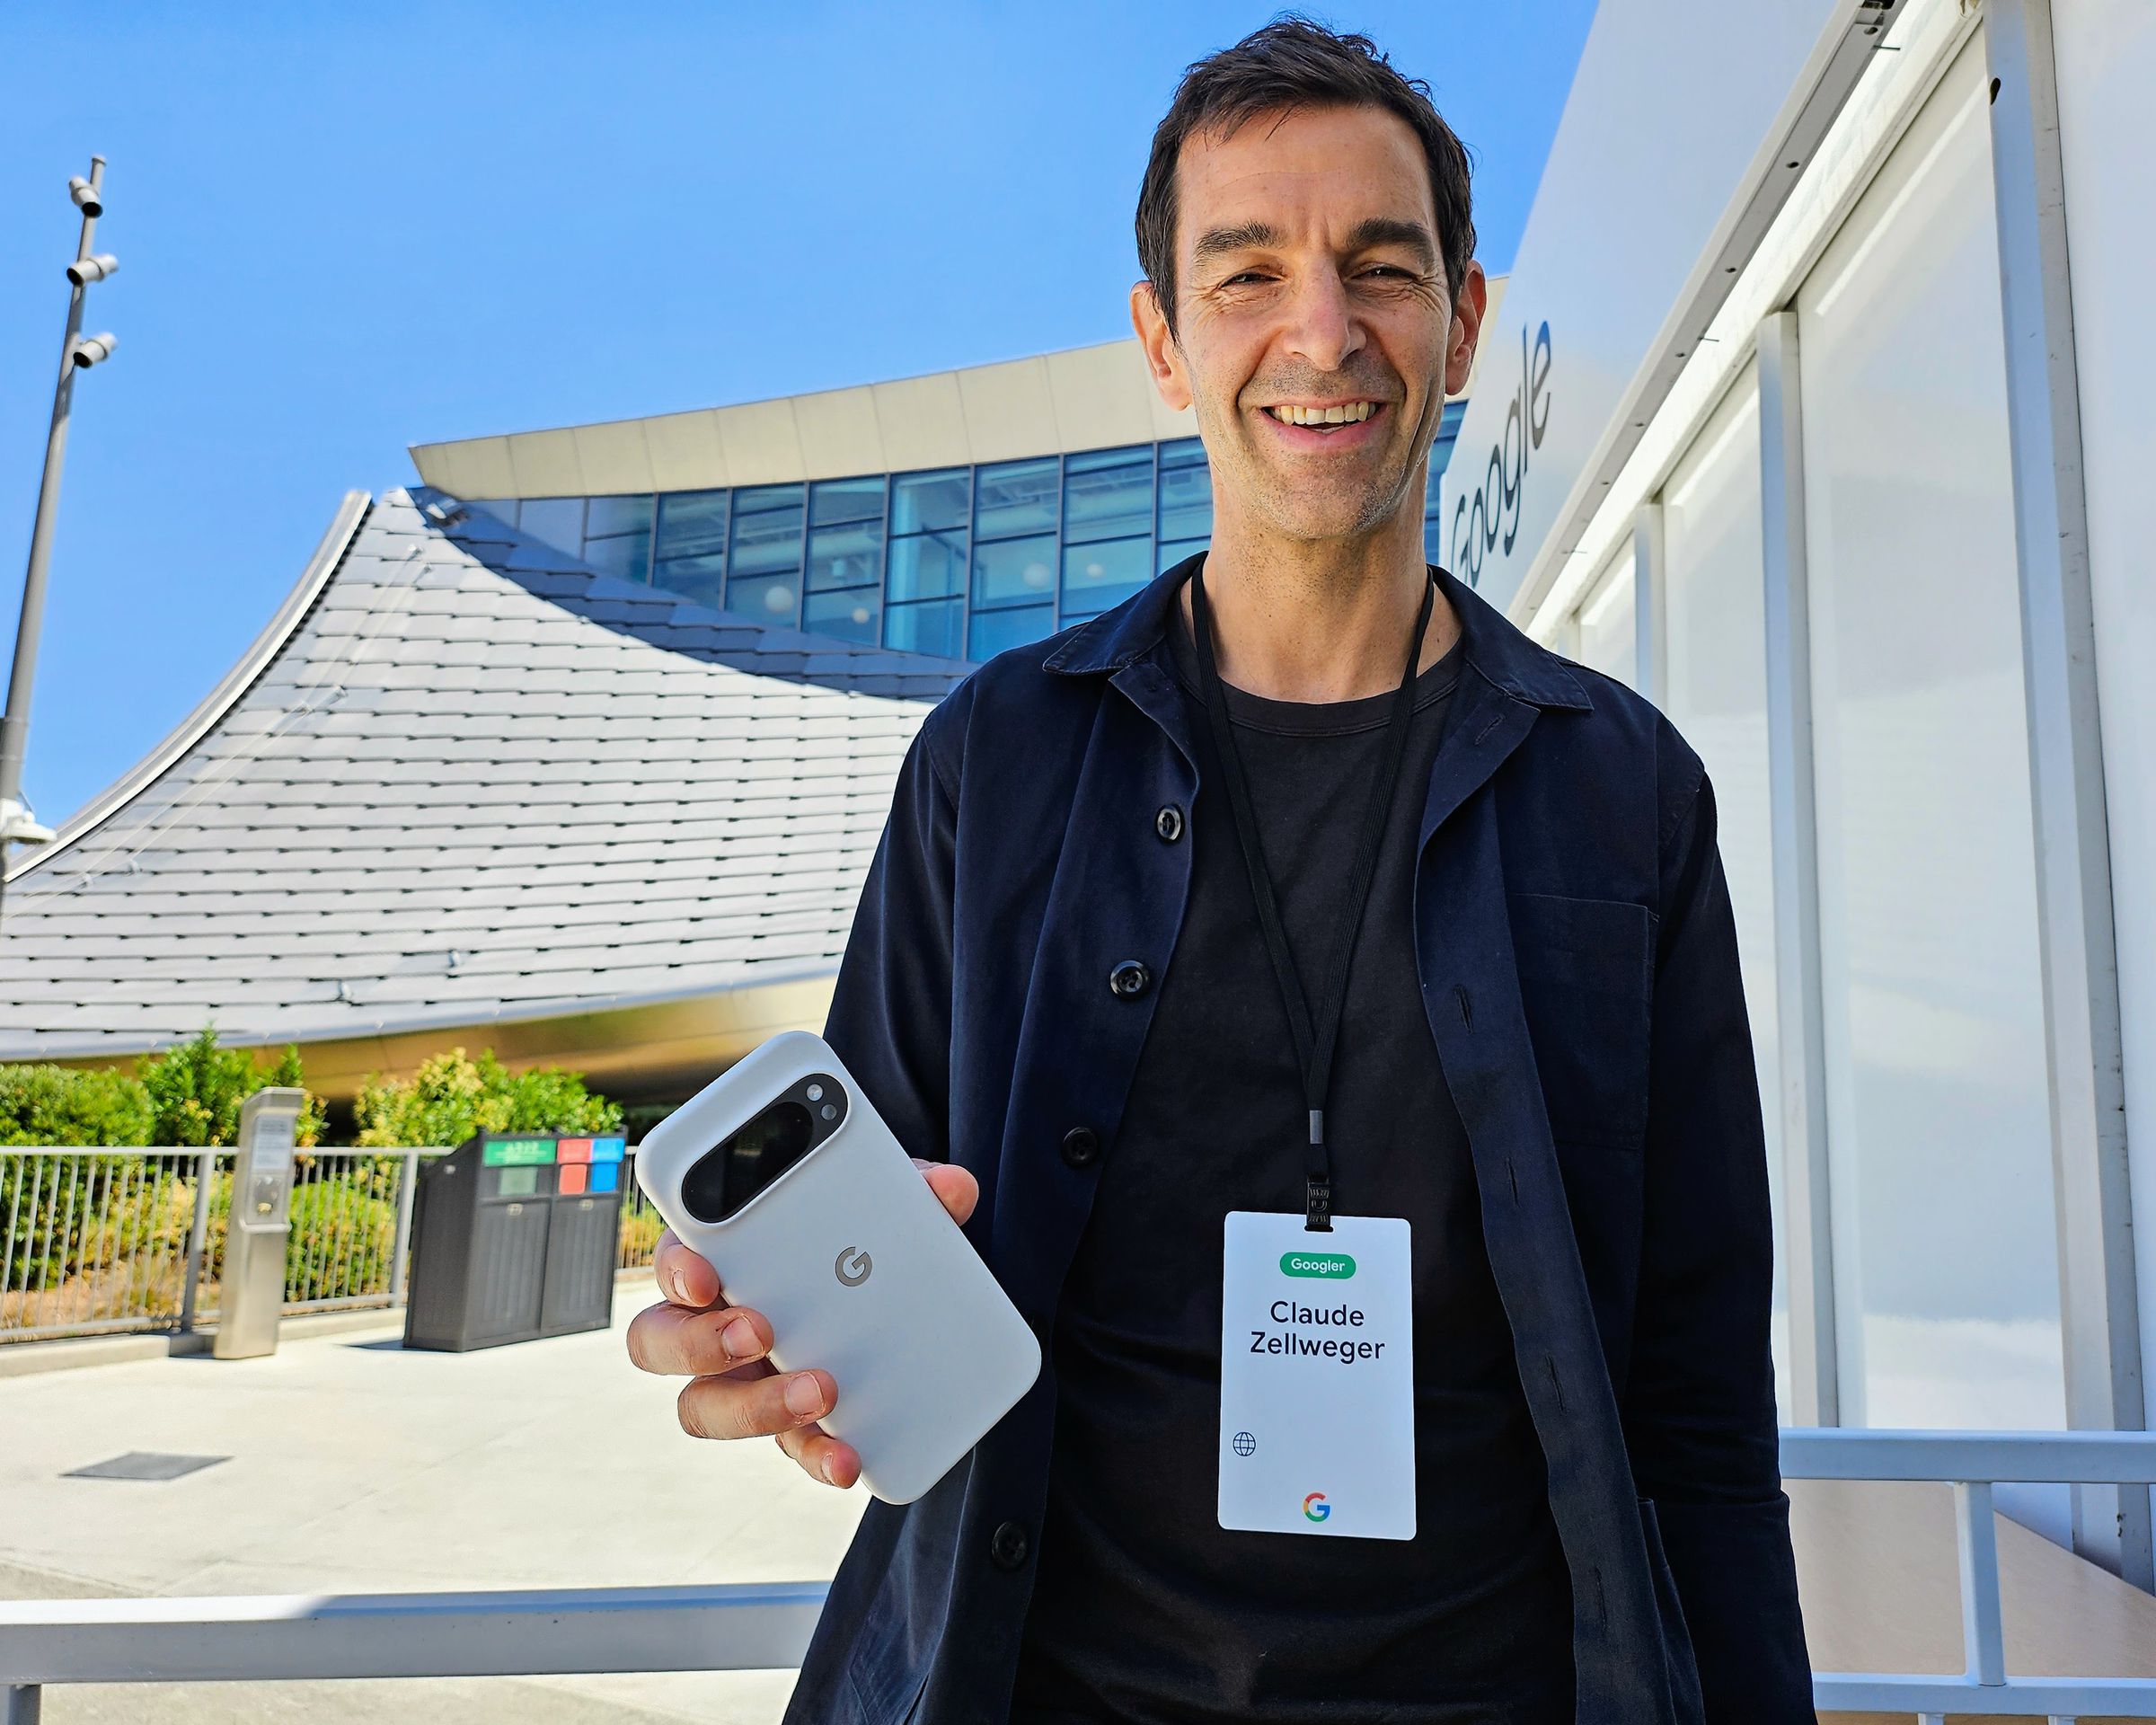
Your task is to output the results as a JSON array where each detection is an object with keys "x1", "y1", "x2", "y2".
[{"x1": 1217, "y1": 1210, "x2": 1416, "y2": 1541}]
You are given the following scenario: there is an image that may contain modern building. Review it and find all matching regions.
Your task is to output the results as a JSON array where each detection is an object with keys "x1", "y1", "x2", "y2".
[
  {"x1": 0, "y1": 332, "x2": 1485, "y2": 1104},
  {"x1": 1440, "y1": 0, "x2": 2153, "y2": 1585},
  {"x1": 406, "y1": 335, "x2": 1475, "y2": 664}
]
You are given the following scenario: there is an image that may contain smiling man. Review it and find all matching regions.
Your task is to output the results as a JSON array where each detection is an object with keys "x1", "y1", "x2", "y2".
[{"x1": 630, "y1": 18, "x2": 1810, "y2": 1724}]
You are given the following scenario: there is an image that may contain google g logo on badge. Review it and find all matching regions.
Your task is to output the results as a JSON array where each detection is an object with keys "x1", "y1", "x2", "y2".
[{"x1": 1302, "y1": 1492, "x2": 1330, "y2": 1523}]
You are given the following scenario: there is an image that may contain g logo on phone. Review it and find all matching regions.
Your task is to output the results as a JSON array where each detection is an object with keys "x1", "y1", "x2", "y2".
[{"x1": 835, "y1": 1246, "x2": 873, "y2": 1287}]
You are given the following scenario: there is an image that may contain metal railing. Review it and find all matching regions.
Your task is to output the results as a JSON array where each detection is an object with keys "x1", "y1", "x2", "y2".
[
  {"x1": 1, "y1": 1146, "x2": 661, "y2": 1345},
  {"x1": 0, "y1": 1430, "x2": 2150, "y2": 1721},
  {"x1": 0, "y1": 1582, "x2": 828, "y2": 1725},
  {"x1": 1781, "y1": 1427, "x2": 2156, "y2": 1721}
]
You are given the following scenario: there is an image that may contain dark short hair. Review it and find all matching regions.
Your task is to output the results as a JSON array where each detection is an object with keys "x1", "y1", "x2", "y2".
[{"x1": 1136, "y1": 16, "x2": 1476, "y2": 334}]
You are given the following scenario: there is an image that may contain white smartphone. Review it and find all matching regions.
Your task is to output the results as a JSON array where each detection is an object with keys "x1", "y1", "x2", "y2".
[{"x1": 632, "y1": 1031, "x2": 1040, "y2": 1503}]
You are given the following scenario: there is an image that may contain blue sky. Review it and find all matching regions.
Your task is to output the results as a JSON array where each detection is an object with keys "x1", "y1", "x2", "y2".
[{"x1": 0, "y1": 2, "x2": 1593, "y2": 827}]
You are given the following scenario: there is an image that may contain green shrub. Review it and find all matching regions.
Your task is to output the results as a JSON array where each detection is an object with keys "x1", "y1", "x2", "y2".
[
  {"x1": 352, "y1": 1048, "x2": 622, "y2": 1147},
  {"x1": 1, "y1": 1147, "x2": 197, "y2": 1293},
  {"x1": 137, "y1": 1028, "x2": 327, "y2": 1148},
  {"x1": 0, "y1": 1031, "x2": 324, "y2": 1299},
  {"x1": 0, "y1": 1066, "x2": 155, "y2": 1147},
  {"x1": 282, "y1": 1172, "x2": 400, "y2": 1298}
]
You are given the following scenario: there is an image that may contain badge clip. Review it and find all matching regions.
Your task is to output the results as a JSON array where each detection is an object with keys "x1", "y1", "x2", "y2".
[{"x1": 1304, "y1": 1175, "x2": 1333, "y2": 1233}]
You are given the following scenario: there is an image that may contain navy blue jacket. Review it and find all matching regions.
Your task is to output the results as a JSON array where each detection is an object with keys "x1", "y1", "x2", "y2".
[{"x1": 788, "y1": 563, "x2": 1811, "y2": 1724}]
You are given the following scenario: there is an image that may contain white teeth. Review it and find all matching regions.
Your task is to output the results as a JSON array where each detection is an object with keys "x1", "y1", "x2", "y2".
[{"x1": 1271, "y1": 401, "x2": 1375, "y2": 427}]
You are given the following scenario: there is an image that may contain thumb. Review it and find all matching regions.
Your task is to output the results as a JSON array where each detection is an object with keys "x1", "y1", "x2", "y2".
[{"x1": 913, "y1": 1158, "x2": 979, "y2": 1227}]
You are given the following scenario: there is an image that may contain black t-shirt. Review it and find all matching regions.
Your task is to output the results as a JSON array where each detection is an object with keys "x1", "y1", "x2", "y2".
[{"x1": 1008, "y1": 597, "x2": 1575, "y2": 1723}]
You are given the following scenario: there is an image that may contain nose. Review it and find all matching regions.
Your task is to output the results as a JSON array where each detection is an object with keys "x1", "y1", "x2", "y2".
[{"x1": 1278, "y1": 267, "x2": 1364, "y2": 376}]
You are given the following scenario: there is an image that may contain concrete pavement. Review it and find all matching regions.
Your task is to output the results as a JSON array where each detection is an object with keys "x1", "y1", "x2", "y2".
[{"x1": 0, "y1": 1278, "x2": 865, "y2": 1722}]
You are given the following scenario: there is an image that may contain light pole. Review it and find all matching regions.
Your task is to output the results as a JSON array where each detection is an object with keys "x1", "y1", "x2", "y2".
[{"x1": 0, "y1": 154, "x2": 119, "y2": 927}]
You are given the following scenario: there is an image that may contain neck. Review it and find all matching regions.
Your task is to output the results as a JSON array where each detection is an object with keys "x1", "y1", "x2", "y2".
[{"x1": 1183, "y1": 500, "x2": 1460, "y2": 703}]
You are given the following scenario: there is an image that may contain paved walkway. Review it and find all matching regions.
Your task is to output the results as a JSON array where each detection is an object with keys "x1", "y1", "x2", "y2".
[{"x1": 0, "y1": 1279, "x2": 863, "y2": 1722}]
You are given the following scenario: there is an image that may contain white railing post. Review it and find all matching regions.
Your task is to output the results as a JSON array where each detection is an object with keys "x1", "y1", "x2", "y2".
[
  {"x1": 177, "y1": 1146, "x2": 216, "y2": 1332},
  {"x1": 387, "y1": 1149, "x2": 420, "y2": 1305},
  {"x1": 1953, "y1": 1479, "x2": 2008, "y2": 1685}
]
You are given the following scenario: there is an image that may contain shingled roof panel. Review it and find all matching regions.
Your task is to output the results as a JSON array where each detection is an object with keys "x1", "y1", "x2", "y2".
[{"x1": 0, "y1": 489, "x2": 971, "y2": 1062}]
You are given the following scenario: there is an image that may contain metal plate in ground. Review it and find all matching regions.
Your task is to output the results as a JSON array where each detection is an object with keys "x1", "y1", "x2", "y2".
[{"x1": 64, "y1": 1452, "x2": 229, "y2": 1482}]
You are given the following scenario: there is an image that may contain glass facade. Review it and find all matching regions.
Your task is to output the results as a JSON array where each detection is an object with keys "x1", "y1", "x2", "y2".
[
  {"x1": 466, "y1": 402, "x2": 1468, "y2": 665},
  {"x1": 1794, "y1": 38, "x2": 2063, "y2": 1444},
  {"x1": 1555, "y1": 33, "x2": 2070, "y2": 1526},
  {"x1": 1658, "y1": 362, "x2": 1782, "y2": 1418}
]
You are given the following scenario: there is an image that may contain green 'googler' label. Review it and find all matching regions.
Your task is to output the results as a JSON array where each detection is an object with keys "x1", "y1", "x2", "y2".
[
  {"x1": 1280, "y1": 1252, "x2": 1356, "y2": 1278},
  {"x1": 482, "y1": 1137, "x2": 557, "y2": 1167}
]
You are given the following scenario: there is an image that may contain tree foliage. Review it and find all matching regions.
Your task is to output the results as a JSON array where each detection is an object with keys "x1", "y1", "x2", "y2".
[
  {"x1": 0, "y1": 1065, "x2": 155, "y2": 1148},
  {"x1": 135, "y1": 1028, "x2": 326, "y2": 1147},
  {"x1": 352, "y1": 1048, "x2": 622, "y2": 1147}
]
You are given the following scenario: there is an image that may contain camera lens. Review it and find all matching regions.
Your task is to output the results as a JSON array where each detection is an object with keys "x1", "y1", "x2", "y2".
[
  {"x1": 682, "y1": 1099, "x2": 817, "y2": 1223},
  {"x1": 806, "y1": 1083, "x2": 824, "y2": 1101},
  {"x1": 820, "y1": 1103, "x2": 837, "y2": 1119}
]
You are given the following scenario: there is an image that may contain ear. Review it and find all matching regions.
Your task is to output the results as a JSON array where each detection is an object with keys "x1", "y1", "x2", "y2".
[
  {"x1": 1442, "y1": 260, "x2": 1489, "y2": 399},
  {"x1": 1131, "y1": 281, "x2": 1192, "y2": 413}
]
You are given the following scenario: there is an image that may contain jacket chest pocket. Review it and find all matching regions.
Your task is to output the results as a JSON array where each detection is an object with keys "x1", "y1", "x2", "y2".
[{"x1": 1508, "y1": 891, "x2": 1653, "y2": 1150}]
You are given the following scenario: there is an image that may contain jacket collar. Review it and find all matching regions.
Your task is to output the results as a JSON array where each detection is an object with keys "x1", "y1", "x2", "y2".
[{"x1": 1040, "y1": 552, "x2": 1593, "y2": 713}]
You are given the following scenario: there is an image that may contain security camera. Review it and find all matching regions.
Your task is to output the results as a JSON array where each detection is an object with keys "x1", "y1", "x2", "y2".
[
  {"x1": 67, "y1": 175, "x2": 102, "y2": 217},
  {"x1": 66, "y1": 253, "x2": 118, "y2": 286},
  {"x1": 71, "y1": 332, "x2": 118, "y2": 368}
]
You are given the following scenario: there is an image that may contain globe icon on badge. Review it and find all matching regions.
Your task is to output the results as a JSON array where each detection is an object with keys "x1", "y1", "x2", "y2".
[{"x1": 1232, "y1": 1430, "x2": 1257, "y2": 1457}]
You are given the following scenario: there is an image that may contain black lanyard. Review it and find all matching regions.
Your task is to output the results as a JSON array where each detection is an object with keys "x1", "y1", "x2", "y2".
[{"x1": 1190, "y1": 564, "x2": 1437, "y2": 1234}]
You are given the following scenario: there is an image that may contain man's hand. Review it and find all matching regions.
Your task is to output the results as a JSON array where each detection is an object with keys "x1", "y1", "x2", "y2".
[{"x1": 625, "y1": 1158, "x2": 979, "y2": 1487}]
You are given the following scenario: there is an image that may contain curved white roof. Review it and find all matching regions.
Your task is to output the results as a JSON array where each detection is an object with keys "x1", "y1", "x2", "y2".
[{"x1": 0, "y1": 490, "x2": 968, "y2": 1096}]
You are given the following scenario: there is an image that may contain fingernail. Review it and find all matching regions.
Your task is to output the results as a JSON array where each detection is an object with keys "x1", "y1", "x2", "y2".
[
  {"x1": 783, "y1": 1375, "x2": 825, "y2": 1419},
  {"x1": 721, "y1": 1316, "x2": 759, "y2": 1360},
  {"x1": 667, "y1": 1268, "x2": 686, "y2": 1304},
  {"x1": 821, "y1": 1453, "x2": 841, "y2": 1485}
]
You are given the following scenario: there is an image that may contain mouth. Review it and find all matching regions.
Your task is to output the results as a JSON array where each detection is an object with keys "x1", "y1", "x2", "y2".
[{"x1": 1261, "y1": 399, "x2": 1382, "y2": 431}]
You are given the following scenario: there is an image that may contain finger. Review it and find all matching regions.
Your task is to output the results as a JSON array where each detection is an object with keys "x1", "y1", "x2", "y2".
[
  {"x1": 653, "y1": 1230, "x2": 722, "y2": 1309},
  {"x1": 677, "y1": 1367, "x2": 837, "y2": 1443},
  {"x1": 911, "y1": 1160, "x2": 979, "y2": 1227},
  {"x1": 628, "y1": 1298, "x2": 774, "y2": 1378},
  {"x1": 776, "y1": 1422, "x2": 862, "y2": 1489}
]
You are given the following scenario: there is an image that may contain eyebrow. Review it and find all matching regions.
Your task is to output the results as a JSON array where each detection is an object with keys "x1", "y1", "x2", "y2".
[
  {"x1": 1343, "y1": 217, "x2": 1437, "y2": 266},
  {"x1": 1191, "y1": 221, "x2": 1281, "y2": 266},
  {"x1": 1190, "y1": 217, "x2": 1438, "y2": 270}
]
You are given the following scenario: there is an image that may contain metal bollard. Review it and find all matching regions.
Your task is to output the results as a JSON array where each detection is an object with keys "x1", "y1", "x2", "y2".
[{"x1": 212, "y1": 1089, "x2": 305, "y2": 1360}]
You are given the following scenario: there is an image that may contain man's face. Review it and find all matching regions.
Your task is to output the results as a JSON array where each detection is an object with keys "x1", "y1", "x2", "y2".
[{"x1": 1135, "y1": 104, "x2": 1485, "y2": 548}]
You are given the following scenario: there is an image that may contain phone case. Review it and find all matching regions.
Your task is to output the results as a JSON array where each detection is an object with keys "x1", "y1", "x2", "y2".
[{"x1": 633, "y1": 1031, "x2": 1041, "y2": 1503}]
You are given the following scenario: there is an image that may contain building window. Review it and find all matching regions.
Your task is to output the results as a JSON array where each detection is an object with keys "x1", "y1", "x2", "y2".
[
  {"x1": 478, "y1": 413, "x2": 1471, "y2": 664},
  {"x1": 805, "y1": 477, "x2": 886, "y2": 644},
  {"x1": 653, "y1": 489, "x2": 729, "y2": 611},
  {"x1": 1060, "y1": 446, "x2": 1153, "y2": 622},
  {"x1": 517, "y1": 497, "x2": 586, "y2": 559},
  {"x1": 581, "y1": 493, "x2": 653, "y2": 584},
  {"x1": 1156, "y1": 436, "x2": 1212, "y2": 572},
  {"x1": 727, "y1": 483, "x2": 807, "y2": 624},
  {"x1": 883, "y1": 467, "x2": 968, "y2": 657},
  {"x1": 968, "y1": 458, "x2": 1059, "y2": 659}
]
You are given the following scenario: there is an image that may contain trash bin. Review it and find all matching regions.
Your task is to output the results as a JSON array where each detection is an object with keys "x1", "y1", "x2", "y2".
[{"x1": 403, "y1": 1132, "x2": 627, "y2": 1351}]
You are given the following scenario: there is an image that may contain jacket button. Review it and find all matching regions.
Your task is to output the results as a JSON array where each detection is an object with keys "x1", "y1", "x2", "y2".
[
  {"x1": 990, "y1": 1518, "x2": 1031, "y2": 1570},
  {"x1": 1108, "y1": 960, "x2": 1152, "y2": 999},
  {"x1": 1154, "y1": 803, "x2": 1185, "y2": 842},
  {"x1": 1061, "y1": 1127, "x2": 1101, "y2": 1170}
]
